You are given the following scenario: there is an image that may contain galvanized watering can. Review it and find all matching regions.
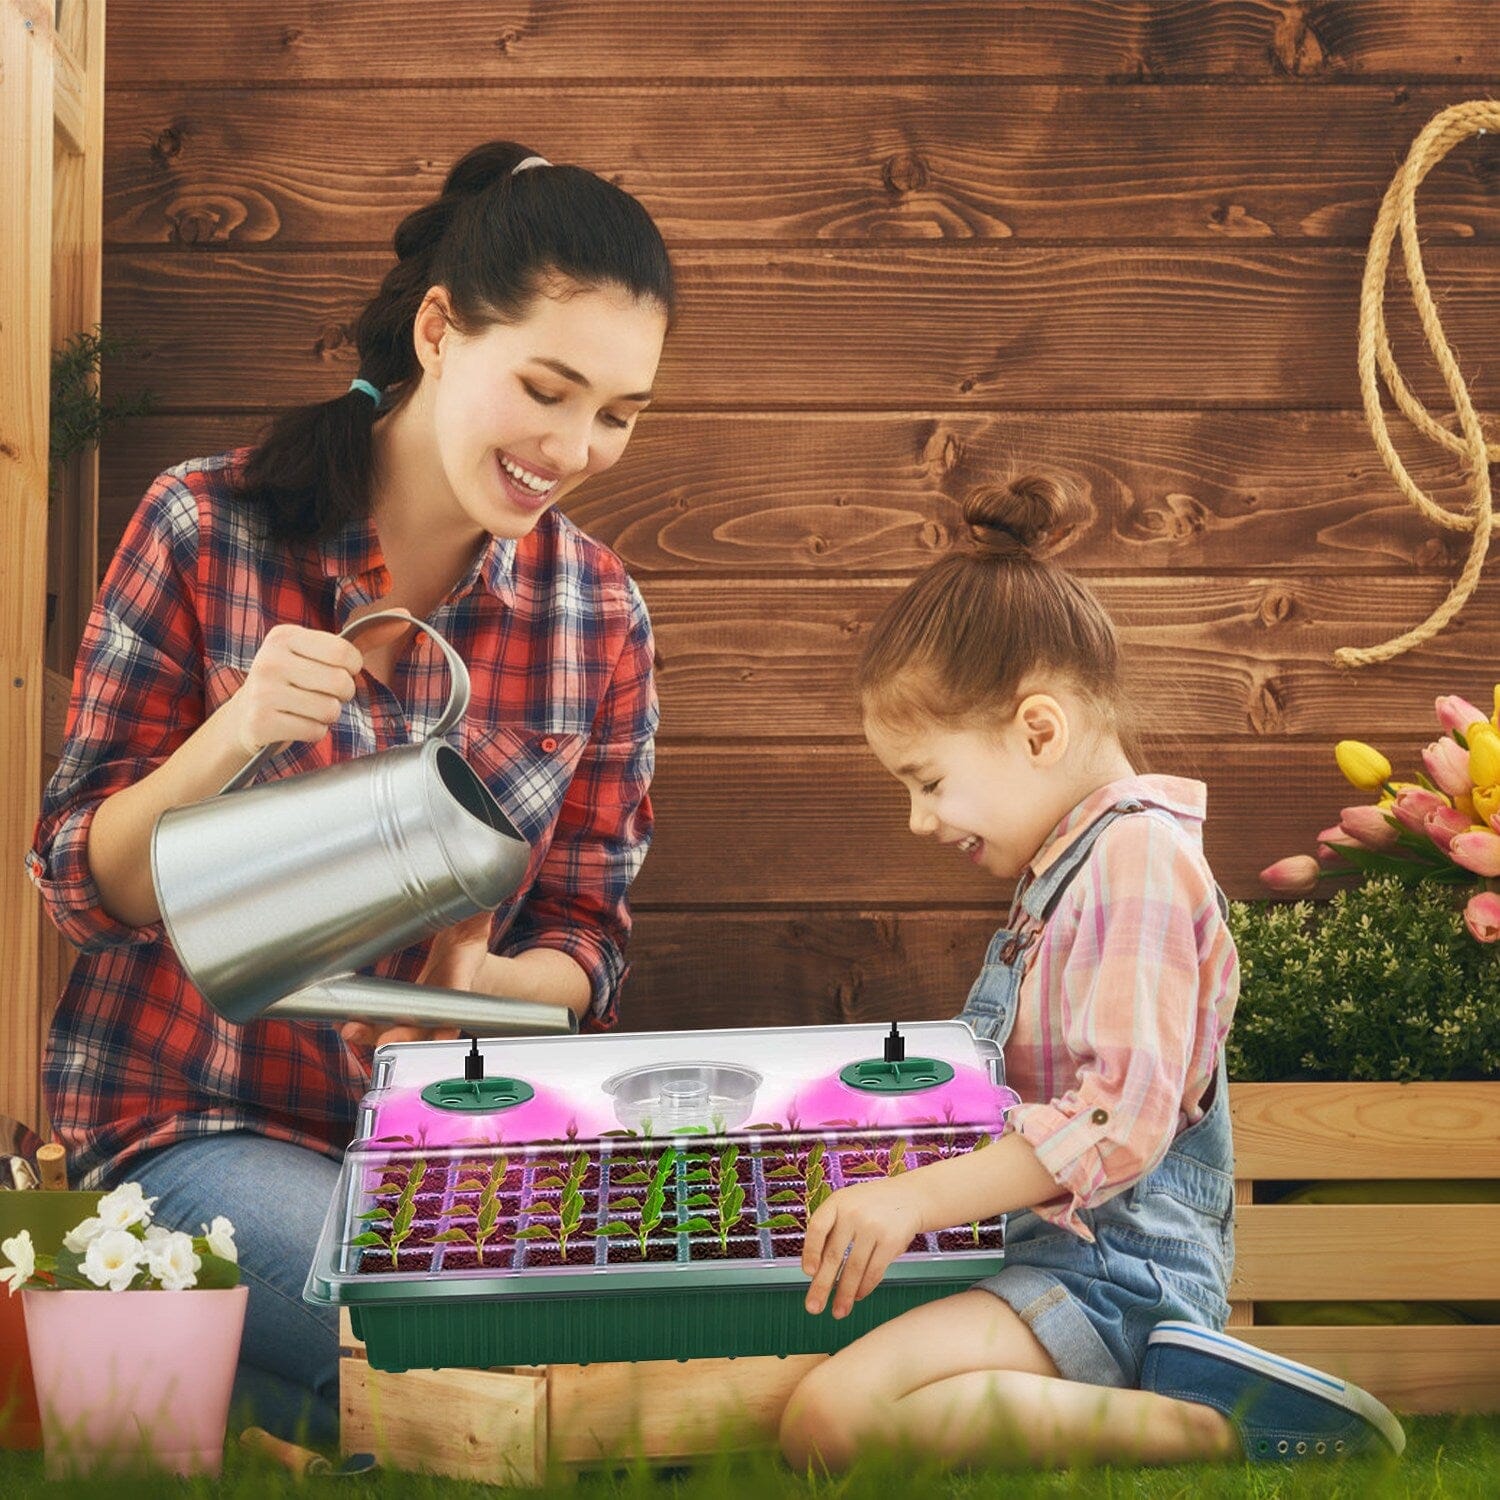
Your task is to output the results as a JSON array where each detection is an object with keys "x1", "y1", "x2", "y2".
[{"x1": 151, "y1": 610, "x2": 576, "y2": 1036}]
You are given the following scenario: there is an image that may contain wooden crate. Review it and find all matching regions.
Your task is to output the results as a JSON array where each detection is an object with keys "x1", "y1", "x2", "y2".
[
  {"x1": 1226, "y1": 1081, "x2": 1499, "y2": 1416},
  {"x1": 340, "y1": 1081, "x2": 1499, "y2": 1483}
]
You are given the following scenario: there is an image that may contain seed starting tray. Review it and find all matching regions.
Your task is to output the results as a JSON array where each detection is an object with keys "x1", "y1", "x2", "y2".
[{"x1": 306, "y1": 1021, "x2": 1018, "y2": 1370}]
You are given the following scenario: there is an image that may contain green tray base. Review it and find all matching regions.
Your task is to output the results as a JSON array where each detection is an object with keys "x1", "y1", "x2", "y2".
[{"x1": 352, "y1": 1277, "x2": 966, "y2": 1372}]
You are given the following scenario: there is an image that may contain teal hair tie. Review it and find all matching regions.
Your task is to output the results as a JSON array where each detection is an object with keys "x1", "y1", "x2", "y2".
[{"x1": 348, "y1": 378, "x2": 382, "y2": 404}]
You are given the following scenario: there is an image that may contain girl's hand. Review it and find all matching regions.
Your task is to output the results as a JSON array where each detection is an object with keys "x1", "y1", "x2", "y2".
[
  {"x1": 339, "y1": 911, "x2": 493, "y2": 1050},
  {"x1": 226, "y1": 614, "x2": 413, "y2": 758},
  {"x1": 802, "y1": 1177, "x2": 928, "y2": 1320}
]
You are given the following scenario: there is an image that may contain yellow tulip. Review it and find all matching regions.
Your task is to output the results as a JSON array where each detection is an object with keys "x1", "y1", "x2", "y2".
[
  {"x1": 1334, "y1": 740, "x2": 1392, "y2": 791},
  {"x1": 1475, "y1": 784, "x2": 1500, "y2": 823},
  {"x1": 1468, "y1": 723, "x2": 1500, "y2": 789},
  {"x1": 1493, "y1": 683, "x2": 1500, "y2": 728},
  {"x1": 1455, "y1": 791, "x2": 1479, "y2": 821}
]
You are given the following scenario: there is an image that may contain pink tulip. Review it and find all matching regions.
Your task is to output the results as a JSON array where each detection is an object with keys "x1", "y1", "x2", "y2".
[
  {"x1": 1448, "y1": 830, "x2": 1500, "y2": 877},
  {"x1": 1422, "y1": 737, "x2": 1473, "y2": 797},
  {"x1": 1339, "y1": 804, "x2": 1401, "y2": 851},
  {"x1": 1315, "y1": 826, "x2": 1357, "y2": 867},
  {"x1": 1464, "y1": 890, "x2": 1500, "y2": 942},
  {"x1": 1390, "y1": 785, "x2": 1450, "y2": 839},
  {"x1": 1424, "y1": 804, "x2": 1474, "y2": 852},
  {"x1": 1259, "y1": 854, "x2": 1321, "y2": 896},
  {"x1": 1435, "y1": 694, "x2": 1486, "y2": 733}
]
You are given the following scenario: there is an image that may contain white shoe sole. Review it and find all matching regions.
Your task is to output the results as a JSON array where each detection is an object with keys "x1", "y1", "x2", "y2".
[{"x1": 1147, "y1": 1322, "x2": 1406, "y2": 1456}]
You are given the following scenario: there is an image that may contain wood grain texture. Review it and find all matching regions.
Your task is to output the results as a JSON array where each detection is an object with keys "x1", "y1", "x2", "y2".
[
  {"x1": 1231, "y1": 1203, "x2": 1500, "y2": 1299},
  {"x1": 105, "y1": 2, "x2": 1500, "y2": 83},
  {"x1": 102, "y1": 84, "x2": 1500, "y2": 247},
  {"x1": 1230, "y1": 1082, "x2": 1500, "y2": 1178},
  {"x1": 1245, "y1": 1326, "x2": 1500, "y2": 1416},
  {"x1": 341, "y1": 1359, "x2": 548, "y2": 1486},
  {"x1": 99, "y1": 246, "x2": 1500, "y2": 411},
  {"x1": 549, "y1": 1356, "x2": 824, "y2": 1463},
  {"x1": 634, "y1": 742, "x2": 1366, "y2": 906},
  {"x1": 620, "y1": 911, "x2": 999, "y2": 1033},
  {"x1": 648, "y1": 575, "x2": 1500, "y2": 740},
  {"x1": 98, "y1": 411, "x2": 1477, "y2": 578},
  {"x1": 1, "y1": 0, "x2": 57, "y2": 1135}
]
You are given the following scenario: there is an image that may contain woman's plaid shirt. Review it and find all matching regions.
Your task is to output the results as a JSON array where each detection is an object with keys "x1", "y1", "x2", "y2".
[{"x1": 27, "y1": 451, "x2": 658, "y2": 1189}]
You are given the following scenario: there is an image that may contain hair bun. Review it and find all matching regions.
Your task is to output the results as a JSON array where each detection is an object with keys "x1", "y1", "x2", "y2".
[{"x1": 964, "y1": 476, "x2": 1081, "y2": 563}]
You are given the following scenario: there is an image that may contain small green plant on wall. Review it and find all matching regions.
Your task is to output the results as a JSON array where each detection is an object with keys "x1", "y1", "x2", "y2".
[{"x1": 49, "y1": 327, "x2": 154, "y2": 488}]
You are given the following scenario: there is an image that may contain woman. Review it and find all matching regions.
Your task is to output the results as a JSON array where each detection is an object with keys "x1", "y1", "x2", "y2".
[{"x1": 28, "y1": 141, "x2": 674, "y2": 1440}]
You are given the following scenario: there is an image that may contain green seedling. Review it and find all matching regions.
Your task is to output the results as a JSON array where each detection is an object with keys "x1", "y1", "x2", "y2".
[
  {"x1": 518, "y1": 1151, "x2": 591, "y2": 1259},
  {"x1": 595, "y1": 1146, "x2": 680, "y2": 1258},
  {"x1": 349, "y1": 1157, "x2": 427, "y2": 1265},
  {"x1": 758, "y1": 1140, "x2": 828, "y2": 1235},
  {"x1": 677, "y1": 1143, "x2": 745, "y2": 1252},
  {"x1": 430, "y1": 1153, "x2": 512, "y2": 1264}
]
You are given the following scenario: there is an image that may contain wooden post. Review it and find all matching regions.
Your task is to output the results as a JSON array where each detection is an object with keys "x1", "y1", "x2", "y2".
[
  {"x1": 0, "y1": 0, "x2": 104, "y2": 1135},
  {"x1": 0, "y1": 0, "x2": 55, "y2": 1133}
]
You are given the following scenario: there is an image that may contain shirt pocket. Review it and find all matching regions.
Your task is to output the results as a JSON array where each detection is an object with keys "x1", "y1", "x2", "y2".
[{"x1": 462, "y1": 726, "x2": 588, "y2": 845}]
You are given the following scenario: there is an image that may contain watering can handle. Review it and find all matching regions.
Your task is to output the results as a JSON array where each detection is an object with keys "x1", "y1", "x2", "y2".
[{"x1": 218, "y1": 610, "x2": 472, "y2": 795}]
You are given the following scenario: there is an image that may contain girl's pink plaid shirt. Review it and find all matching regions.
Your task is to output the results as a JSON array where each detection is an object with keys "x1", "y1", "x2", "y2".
[
  {"x1": 1005, "y1": 775, "x2": 1240, "y2": 1238},
  {"x1": 28, "y1": 450, "x2": 658, "y2": 1190}
]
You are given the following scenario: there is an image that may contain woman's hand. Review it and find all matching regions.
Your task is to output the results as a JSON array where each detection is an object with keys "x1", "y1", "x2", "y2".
[
  {"x1": 802, "y1": 1176, "x2": 930, "y2": 1320},
  {"x1": 225, "y1": 613, "x2": 413, "y2": 758},
  {"x1": 339, "y1": 911, "x2": 493, "y2": 1050}
]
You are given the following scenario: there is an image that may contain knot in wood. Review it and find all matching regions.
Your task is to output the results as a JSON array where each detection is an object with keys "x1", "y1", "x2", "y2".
[
  {"x1": 495, "y1": 28, "x2": 523, "y2": 55},
  {"x1": 314, "y1": 323, "x2": 352, "y2": 360},
  {"x1": 1257, "y1": 588, "x2": 1295, "y2": 628},
  {"x1": 918, "y1": 520, "x2": 947, "y2": 552},
  {"x1": 151, "y1": 128, "x2": 183, "y2": 165},
  {"x1": 169, "y1": 208, "x2": 220, "y2": 245},
  {"x1": 1248, "y1": 676, "x2": 1286, "y2": 736},
  {"x1": 881, "y1": 152, "x2": 929, "y2": 196}
]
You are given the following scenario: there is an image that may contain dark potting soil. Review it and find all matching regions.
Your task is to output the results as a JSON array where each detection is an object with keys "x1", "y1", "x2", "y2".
[
  {"x1": 935, "y1": 1225, "x2": 1005, "y2": 1253},
  {"x1": 604, "y1": 1237, "x2": 681, "y2": 1265},
  {"x1": 438, "y1": 1242, "x2": 519, "y2": 1272},
  {"x1": 682, "y1": 1235, "x2": 766, "y2": 1261},
  {"x1": 522, "y1": 1239, "x2": 602, "y2": 1269},
  {"x1": 355, "y1": 1246, "x2": 437, "y2": 1275}
]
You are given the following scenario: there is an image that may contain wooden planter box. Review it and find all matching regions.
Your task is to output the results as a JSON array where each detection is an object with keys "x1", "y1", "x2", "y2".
[{"x1": 339, "y1": 1081, "x2": 1499, "y2": 1484}]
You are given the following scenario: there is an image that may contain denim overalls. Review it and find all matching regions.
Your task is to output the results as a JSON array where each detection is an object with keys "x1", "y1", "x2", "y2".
[{"x1": 962, "y1": 798, "x2": 1236, "y2": 1389}]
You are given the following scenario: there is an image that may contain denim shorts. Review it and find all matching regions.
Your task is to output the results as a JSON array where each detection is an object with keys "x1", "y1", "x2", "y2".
[{"x1": 974, "y1": 1188, "x2": 1233, "y2": 1389}]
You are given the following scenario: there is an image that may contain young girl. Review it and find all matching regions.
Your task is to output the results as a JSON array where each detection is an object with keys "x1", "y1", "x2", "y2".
[
  {"x1": 780, "y1": 478, "x2": 1405, "y2": 1471},
  {"x1": 28, "y1": 141, "x2": 673, "y2": 1440}
]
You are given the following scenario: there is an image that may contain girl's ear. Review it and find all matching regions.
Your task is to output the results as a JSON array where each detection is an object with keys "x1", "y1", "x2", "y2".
[
  {"x1": 413, "y1": 286, "x2": 454, "y2": 376},
  {"x1": 1015, "y1": 693, "x2": 1069, "y2": 766}
]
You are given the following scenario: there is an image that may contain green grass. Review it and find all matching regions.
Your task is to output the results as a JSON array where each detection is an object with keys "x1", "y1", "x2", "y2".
[{"x1": 0, "y1": 1416, "x2": 1496, "y2": 1499}]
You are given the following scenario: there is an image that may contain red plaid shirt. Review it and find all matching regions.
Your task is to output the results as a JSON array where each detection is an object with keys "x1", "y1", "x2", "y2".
[{"x1": 28, "y1": 450, "x2": 658, "y2": 1189}]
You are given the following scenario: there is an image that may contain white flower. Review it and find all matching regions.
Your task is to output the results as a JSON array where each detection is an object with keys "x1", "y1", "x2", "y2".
[
  {"x1": 93, "y1": 1182, "x2": 157, "y2": 1233},
  {"x1": 82, "y1": 1228, "x2": 145, "y2": 1292},
  {"x1": 144, "y1": 1230, "x2": 200, "y2": 1292},
  {"x1": 62, "y1": 1215, "x2": 105, "y2": 1253},
  {"x1": 199, "y1": 1215, "x2": 237, "y2": 1265},
  {"x1": 0, "y1": 1231, "x2": 35, "y2": 1295}
]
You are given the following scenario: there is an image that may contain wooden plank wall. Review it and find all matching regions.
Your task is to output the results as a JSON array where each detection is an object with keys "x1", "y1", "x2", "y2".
[{"x1": 96, "y1": 2, "x2": 1500, "y2": 1035}]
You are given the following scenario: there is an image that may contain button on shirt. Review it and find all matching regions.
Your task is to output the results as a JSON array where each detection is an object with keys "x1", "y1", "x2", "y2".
[
  {"x1": 27, "y1": 451, "x2": 658, "y2": 1189},
  {"x1": 1004, "y1": 776, "x2": 1239, "y2": 1237}
]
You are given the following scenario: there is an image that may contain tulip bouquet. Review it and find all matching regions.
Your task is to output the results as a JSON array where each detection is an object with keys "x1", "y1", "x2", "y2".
[
  {"x1": 0, "y1": 1182, "x2": 239, "y2": 1295},
  {"x1": 1261, "y1": 691, "x2": 1500, "y2": 942}
]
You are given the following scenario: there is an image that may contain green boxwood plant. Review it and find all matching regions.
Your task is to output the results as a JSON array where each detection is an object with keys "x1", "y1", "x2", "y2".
[{"x1": 1227, "y1": 877, "x2": 1500, "y2": 1083}]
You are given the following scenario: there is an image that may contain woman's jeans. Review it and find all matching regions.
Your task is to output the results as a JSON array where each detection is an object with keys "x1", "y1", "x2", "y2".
[{"x1": 125, "y1": 1132, "x2": 341, "y2": 1444}]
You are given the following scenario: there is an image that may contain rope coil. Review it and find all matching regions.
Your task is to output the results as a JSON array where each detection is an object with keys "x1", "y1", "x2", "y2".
[{"x1": 1337, "y1": 99, "x2": 1500, "y2": 668}]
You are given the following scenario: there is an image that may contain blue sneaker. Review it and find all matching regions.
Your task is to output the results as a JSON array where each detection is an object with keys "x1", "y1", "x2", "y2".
[{"x1": 1141, "y1": 1322, "x2": 1405, "y2": 1462}]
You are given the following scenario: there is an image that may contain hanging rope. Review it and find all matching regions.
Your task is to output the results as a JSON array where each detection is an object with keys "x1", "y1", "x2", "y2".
[{"x1": 1336, "y1": 99, "x2": 1500, "y2": 668}]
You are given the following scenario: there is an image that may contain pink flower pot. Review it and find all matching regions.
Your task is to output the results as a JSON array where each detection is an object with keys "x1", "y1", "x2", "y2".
[{"x1": 21, "y1": 1284, "x2": 248, "y2": 1479}]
